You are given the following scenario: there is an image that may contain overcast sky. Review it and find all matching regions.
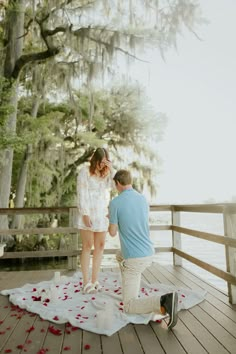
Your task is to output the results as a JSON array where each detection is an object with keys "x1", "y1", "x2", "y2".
[{"x1": 135, "y1": 0, "x2": 236, "y2": 204}]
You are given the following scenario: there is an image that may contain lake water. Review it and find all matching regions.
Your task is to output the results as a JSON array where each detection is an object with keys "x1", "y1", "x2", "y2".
[{"x1": 103, "y1": 212, "x2": 228, "y2": 292}]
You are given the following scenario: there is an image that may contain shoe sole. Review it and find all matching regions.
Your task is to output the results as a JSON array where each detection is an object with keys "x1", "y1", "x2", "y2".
[{"x1": 167, "y1": 292, "x2": 178, "y2": 329}]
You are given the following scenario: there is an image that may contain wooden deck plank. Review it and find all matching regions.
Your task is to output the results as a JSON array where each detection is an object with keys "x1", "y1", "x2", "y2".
[
  {"x1": 101, "y1": 333, "x2": 123, "y2": 354},
  {"x1": 23, "y1": 316, "x2": 49, "y2": 354},
  {"x1": 82, "y1": 330, "x2": 101, "y2": 354},
  {"x1": 150, "y1": 321, "x2": 186, "y2": 354},
  {"x1": 1, "y1": 264, "x2": 236, "y2": 354},
  {"x1": 40, "y1": 323, "x2": 65, "y2": 353},
  {"x1": 133, "y1": 324, "x2": 165, "y2": 354},
  {"x1": 177, "y1": 309, "x2": 229, "y2": 354},
  {"x1": 165, "y1": 264, "x2": 236, "y2": 322},
  {"x1": 151, "y1": 264, "x2": 236, "y2": 353},
  {"x1": 190, "y1": 306, "x2": 236, "y2": 353},
  {"x1": 166, "y1": 264, "x2": 230, "y2": 304},
  {"x1": 61, "y1": 327, "x2": 82, "y2": 354},
  {"x1": 143, "y1": 267, "x2": 210, "y2": 354},
  {"x1": 118, "y1": 324, "x2": 144, "y2": 354},
  {"x1": 0, "y1": 311, "x2": 37, "y2": 354},
  {"x1": 0, "y1": 300, "x2": 26, "y2": 352}
]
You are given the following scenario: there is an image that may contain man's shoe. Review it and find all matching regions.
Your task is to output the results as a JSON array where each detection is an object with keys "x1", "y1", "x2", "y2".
[{"x1": 160, "y1": 292, "x2": 178, "y2": 329}]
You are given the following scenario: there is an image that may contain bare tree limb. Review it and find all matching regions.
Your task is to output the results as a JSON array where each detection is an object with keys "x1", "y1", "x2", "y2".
[{"x1": 12, "y1": 48, "x2": 60, "y2": 79}]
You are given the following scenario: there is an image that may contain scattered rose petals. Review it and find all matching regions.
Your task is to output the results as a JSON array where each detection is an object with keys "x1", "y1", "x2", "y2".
[
  {"x1": 48, "y1": 325, "x2": 62, "y2": 336},
  {"x1": 53, "y1": 316, "x2": 59, "y2": 321}
]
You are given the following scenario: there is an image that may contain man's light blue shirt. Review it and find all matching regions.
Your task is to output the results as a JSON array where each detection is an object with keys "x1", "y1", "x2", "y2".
[{"x1": 109, "y1": 188, "x2": 154, "y2": 259}]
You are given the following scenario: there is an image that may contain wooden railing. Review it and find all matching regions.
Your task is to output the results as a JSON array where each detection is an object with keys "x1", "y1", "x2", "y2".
[{"x1": 0, "y1": 203, "x2": 236, "y2": 303}]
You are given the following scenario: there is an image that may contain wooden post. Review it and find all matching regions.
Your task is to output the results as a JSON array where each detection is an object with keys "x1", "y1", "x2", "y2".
[
  {"x1": 172, "y1": 210, "x2": 182, "y2": 266},
  {"x1": 223, "y1": 205, "x2": 236, "y2": 304},
  {"x1": 68, "y1": 207, "x2": 79, "y2": 270}
]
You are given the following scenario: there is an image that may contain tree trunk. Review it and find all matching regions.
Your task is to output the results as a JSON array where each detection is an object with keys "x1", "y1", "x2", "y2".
[
  {"x1": 12, "y1": 95, "x2": 41, "y2": 228},
  {"x1": 0, "y1": 0, "x2": 25, "y2": 239}
]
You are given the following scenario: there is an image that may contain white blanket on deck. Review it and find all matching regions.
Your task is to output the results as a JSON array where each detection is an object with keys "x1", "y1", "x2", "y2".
[{"x1": 0, "y1": 271, "x2": 207, "y2": 336}]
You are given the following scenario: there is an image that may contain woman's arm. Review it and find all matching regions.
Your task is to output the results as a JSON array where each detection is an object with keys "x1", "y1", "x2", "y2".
[{"x1": 77, "y1": 166, "x2": 90, "y2": 216}]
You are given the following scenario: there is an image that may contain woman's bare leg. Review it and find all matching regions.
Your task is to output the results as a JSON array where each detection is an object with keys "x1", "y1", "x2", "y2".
[
  {"x1": 80, "y1": 229, "x2": 94, "y2": 285},
  {"x1": 92, "y1": 231, "x2": 106, "y2": 283}
]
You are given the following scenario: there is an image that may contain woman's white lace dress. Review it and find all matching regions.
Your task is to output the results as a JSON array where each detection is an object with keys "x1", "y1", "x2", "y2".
[{"x1": 77, "y1": 165, "x2": 113, "y2": 232}]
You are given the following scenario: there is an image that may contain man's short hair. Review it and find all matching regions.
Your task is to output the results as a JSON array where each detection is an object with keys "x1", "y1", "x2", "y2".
[{"x1": 113, "y1": 170, "x2": 132, "y2": 186}]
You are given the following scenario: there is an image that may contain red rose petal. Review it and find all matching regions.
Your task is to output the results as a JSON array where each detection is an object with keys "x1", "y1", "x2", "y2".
[
  {"x1": 4, "y1": 350, "x2": 12, "y2": 353},
  {"x1": 26, "y1": 326, "x2": 35, "y2": 333},
  {"x1": 63, "y1": 346, "x2": 71, "y2": 351},
  {"x1": 17, "y1": 344, "x2": 24, "y2": 349},
  {"x1": 84, "y1": 344, "x2": 91, "y2": 350}
]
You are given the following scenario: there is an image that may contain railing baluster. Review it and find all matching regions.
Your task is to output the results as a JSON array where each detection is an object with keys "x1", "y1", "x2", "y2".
[
  {"x1": 172, "y1": 209, "x2": 182, "y2": 266},
  {"x1": 223, "y1": 205, "x2": 236, "y2": 304},
  {"x1": 68, "y1": 207, "x2": 79, "y2": 270}
]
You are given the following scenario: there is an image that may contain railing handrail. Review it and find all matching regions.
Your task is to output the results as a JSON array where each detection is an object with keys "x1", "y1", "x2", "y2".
[{"x1": 0, "y1": 202, "x2": 235, "y2": 215}]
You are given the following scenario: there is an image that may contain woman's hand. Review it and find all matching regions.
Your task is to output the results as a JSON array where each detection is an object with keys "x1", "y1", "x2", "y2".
[
  {"x1": 83, "y1": 215, "x2": 92, "y2": 228},
  {"x1": 104, "y1": 159, "x2": 112, "y2": 170}
]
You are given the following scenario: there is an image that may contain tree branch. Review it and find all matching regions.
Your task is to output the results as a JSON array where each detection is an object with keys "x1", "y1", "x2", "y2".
[
  {"x1": 87, "y1": 35, "x2": 149, "y2": 63},
  {"x1": 12, "y1": 48, "x2": 60, "y2": 79}
]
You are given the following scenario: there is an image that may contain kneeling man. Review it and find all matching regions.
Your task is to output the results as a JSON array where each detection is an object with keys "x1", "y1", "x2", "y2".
[{"x1": 108, "y1": 169, "x2": 178, "y2": 329}]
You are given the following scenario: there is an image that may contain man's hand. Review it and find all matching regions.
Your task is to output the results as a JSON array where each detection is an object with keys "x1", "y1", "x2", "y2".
[
  {"x1": 108, "y1": 223, "x2": 118, "y2": 237},
  {"x1": 83, "y1": 215, "x2": 92, "y2": 228}
]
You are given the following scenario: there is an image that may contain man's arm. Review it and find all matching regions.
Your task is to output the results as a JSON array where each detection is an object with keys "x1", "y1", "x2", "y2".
[{"x1": 108, "y1": 223, "x2": 118, "y2": 237}]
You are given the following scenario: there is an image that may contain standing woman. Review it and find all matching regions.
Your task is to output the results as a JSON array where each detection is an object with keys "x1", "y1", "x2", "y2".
[{"x1": 77, "y1": 147, "x2": 113, "y2": 294}]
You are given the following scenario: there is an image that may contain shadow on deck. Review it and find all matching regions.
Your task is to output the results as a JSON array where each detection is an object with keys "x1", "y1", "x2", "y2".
[{"x1": 0, "y1": 263, "x2": 236, "y2": 354}]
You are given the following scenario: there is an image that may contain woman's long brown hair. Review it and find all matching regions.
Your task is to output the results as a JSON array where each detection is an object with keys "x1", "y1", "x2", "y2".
[{"x1": 89, "y1": 148, "x2": 110, "y2": 177}]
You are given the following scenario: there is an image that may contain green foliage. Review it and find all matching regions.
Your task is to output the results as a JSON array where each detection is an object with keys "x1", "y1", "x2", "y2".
[{"x1": 0, "y1": 76, "x2": 14, "y2": 127}]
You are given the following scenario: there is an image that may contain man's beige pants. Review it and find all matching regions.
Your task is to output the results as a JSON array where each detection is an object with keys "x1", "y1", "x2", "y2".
[{"x1": 116, "y1": 251, "x2": 162, "y2": 314}]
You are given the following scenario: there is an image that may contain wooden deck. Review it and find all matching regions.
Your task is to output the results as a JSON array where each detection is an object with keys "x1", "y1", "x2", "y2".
[{"x1": 0, "y1": 263, "x2": 236, "y2": 354}]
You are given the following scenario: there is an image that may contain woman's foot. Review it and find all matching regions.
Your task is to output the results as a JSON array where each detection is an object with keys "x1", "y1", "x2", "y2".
[
  {"x1": 83, "y1": 282, "x2": 98, "y2": 294},
  {"x1": 93, "y1": 281, "x2": 102, "y2": 292}
]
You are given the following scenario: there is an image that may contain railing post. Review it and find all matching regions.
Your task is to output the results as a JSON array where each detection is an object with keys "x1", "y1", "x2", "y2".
[
  {"x1": 172, "y1": 209, "x2": 182, "y2": 266},
  {"x1": 68, "y1": 207, "x2": 79, "y2": 270},
  {"x1": 223, "y1": 206, "x2": 236, "y2": 304}
]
